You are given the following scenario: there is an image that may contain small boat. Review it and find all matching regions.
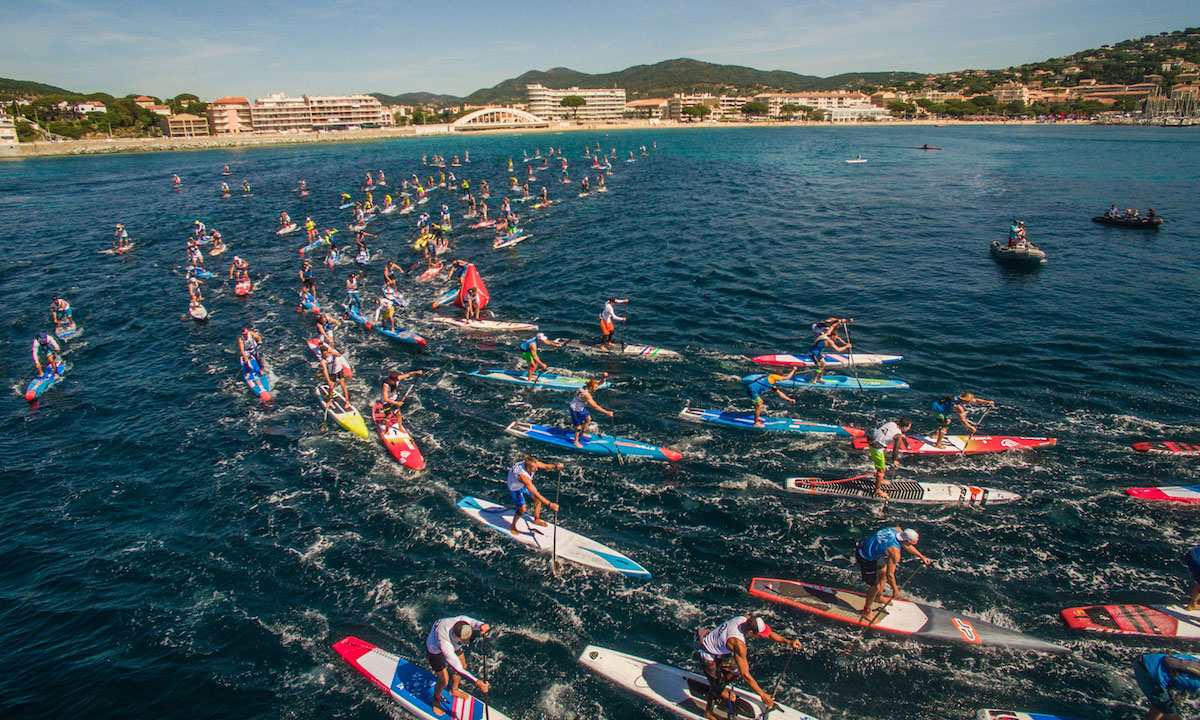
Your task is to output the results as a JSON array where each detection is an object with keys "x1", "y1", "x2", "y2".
[
  {"x1": 1091, "y1": 215, "x2": 1163, "y2": 229},
  {"x1": 990, "y1": 240, "x2": 1045, "y2": 266}
]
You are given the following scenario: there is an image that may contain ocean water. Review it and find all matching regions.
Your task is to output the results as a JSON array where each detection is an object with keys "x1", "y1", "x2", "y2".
[{"x1": 0, "y1": 124, "x2": 1198, "y2": 720}]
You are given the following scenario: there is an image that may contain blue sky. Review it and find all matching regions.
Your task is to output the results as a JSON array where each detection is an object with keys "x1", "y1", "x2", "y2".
[{"x1": 2, "y1": 0, "x2": 1196, "y2": 99}]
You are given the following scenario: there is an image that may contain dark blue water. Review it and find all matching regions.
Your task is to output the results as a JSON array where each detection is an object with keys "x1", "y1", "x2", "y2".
[{"x1": 1, "y1": 125, "x2": 1198, "y2": 720}]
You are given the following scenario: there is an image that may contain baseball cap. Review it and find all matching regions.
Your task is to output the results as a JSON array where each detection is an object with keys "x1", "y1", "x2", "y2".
[
  {"x1": 900, "y1": 529, "x2": 920, "y2": 544},
  {"x1": 746, "y1": 616, "x2": 771, "y2": 637}
]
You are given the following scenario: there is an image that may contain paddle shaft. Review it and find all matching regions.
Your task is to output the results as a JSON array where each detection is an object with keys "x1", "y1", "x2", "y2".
[
  {"x1": 481, "y1": 634, "x2": 491, "y2": 720},
  {"x1": 610, "y1": 411, "x2": 624, "y2": 465},
  {"x1": 846, "y1": 564, "x2": 926, "y2": 654},
  {"x1": 551, "y1": 471, "x2": 561, "y2": 577},
  {"x1": 620, "y1": 318, "x2": 626, "y2": 352},
  {"x1": 764, "y1": 646, "x2": 796, "y2": 718},
  {"x1": 961, "y1": 407, "x2": 992, "y2": 456},
  {"x1": 843, "y1": 321, "x2": 863, "y2": 392}
]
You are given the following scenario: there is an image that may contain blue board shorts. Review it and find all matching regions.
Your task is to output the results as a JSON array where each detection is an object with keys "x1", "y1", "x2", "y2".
[
  {"x1": 1134, "y1": 656, "x2": 1176, "y2": 714},
  {"x1": 570, "y1": 407, "x2": 590, "y2": 427},
  {"x1": 1185, "y1": 550, "x2": 1200, "y2": 585},
  {"x1": 510, "y1": 487, "x2": 532, "y2": 509}
]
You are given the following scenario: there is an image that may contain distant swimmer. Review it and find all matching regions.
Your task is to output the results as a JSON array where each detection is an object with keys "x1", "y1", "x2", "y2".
[
  {"x1": 695, "y1": 614, "x2": 802, "y2": 720},
  {"x1": 808, "y1": 317, "x2": 852, "y2": 384},
  {"x1": 599, "y1": 298, "x2": 626, "y2": 349},
  {"x1": 425, "y1": 616, "x2": 492, "y2": 716},
  {"x1": 865, "y1": 417, "x2": 912, "y2": 498},
  {"x1": 568, "y1": 374, "x2": 612, "y2": 447},
  {"x1": 931, "y1": 392, "x2": 994, "y2": 448},
  {"x1": 746, "y1": 368, "x2": 797, "y2": 427},
  {"x1": 505, "y1": 455, "x2": 562, "y2": 536},
  {"x1": 520, "y1": 332, "x2": 563, "y2": 381},
  {"x1": 32, "y1": 333, "x2": 62, "y2": 377},
  {"x1": 855, "y1": 526, "x2": 931, "y2": 622}
]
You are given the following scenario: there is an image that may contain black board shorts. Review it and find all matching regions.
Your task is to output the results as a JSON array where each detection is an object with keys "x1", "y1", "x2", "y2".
[
  {"x1": 427, "y1": 649, "x2": 448, "y2": 674},
  {"x1": 857, "y1": 551, "x2": 887, "y2": 585}
]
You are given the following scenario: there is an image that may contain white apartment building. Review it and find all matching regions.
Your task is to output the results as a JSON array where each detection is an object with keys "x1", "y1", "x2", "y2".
[
  {"x1": 526, "y1": 84, "x2": 626, "y2": 121},
  {"x1": 753, "y1": 92, "x2": 890, "y2": 121},
  {"x1": 250, "y1": 93, "x2": 314, "y2": 133},
  {"x1": 246, "y1": 93, "x2": 393, "y2": 134},
  {"x1": 666, "y1": 93, "x2": 751, "y2": 121},
  {"x1": 992, "y1": 82, "x2": 1030, "y2": 104},
  {"x1": 0, "y1": 114, "x2": 18, "y2": 145}
]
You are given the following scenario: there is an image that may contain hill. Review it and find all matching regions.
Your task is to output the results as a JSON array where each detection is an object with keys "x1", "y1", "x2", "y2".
[
  {"x1": 370, "y1": 91, "x2": 463, "y2": 106},
  {"x1": 0, "y1": 76, "x2": 74, "y2": 99}
]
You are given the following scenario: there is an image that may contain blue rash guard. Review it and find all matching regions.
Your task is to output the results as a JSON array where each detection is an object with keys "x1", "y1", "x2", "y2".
[
  {"x1": 932, "y1": 395, "x2": 963, "y2": 417},
  {"x1": 746, "y1": 374, "x2": 779, "y2": 399},
  {"x1": 858, "y1": 527, "x2": 903, "y2": 561}
]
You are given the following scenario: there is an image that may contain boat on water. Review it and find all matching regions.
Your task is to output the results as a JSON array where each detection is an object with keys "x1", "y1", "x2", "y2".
[
  {"x1": 990, "y1": 240, "x2": 1046, "y2": 266},
  {"x1": 1092, "y1": 214, "x2": 1163, "y2": 229}
]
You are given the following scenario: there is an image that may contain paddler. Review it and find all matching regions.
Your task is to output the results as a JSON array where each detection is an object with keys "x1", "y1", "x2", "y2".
[
  {"x1": 855, "y1": 526, "x2": 931, "y2": 622},
  {"x1": 380, "y1": 370, "x2": 423, "y2": 425},
  {"x1": 1135, "y1": 653, "x2": 1200, "y2": 720},
  {"x1": 746, "y1": 368, "x2": 797, "y2": 427},
  {"x1": 569, "y1": 374, "x2": 612, "y2": 448},
  {"x1": 318, "y1": 345, "x2": 352, "y2": 403},
  {"x1": 299, "y1": 260, "x2": 315, "y2": 293},
  {"x1": 278, "y1": 211, "x2": 292, "y2": 230},
  {"x1": 425, "y1": 616, "x2": 491, "y2": 716},
  {"x1": 599, "y1": 298, "x2": 627, "y2": 349},
  {"x1": 238, "y1": 328, "x2": 265, "y2": 370},
  {"x1": 383, "y1": 261, "x2": 404, "y2": 295},
  {"x1": 50, "y1": 296, "x2": 74, "y2": 332},
  {"x1": 865, "y1": 417, "x2": 912, "y2": 498},
  {"x1": 345, "y1": 271, "x2": 363, "y2": 311},
  {"x1": 304, "y1": 216, "x2": 317, "y2": 242},
  {"x1": 188, "y1": 275, "x2": 204, "y2": 309},
  {"x1": 210, "y1": 229, "x2": 226, "y2": 255},
  {"x1": 31, "y1": 333, "x2": 62, "y2": 378},
  {"x1": 220, "y1": 181, "x2": 230, "y2": 198},
  {"x1": 114, "y1": 223, "x2": 130, "y2": 251},
  {"x1": 316, "y1": 311, "x2": 340, "y2": 349},
  {"x1": 463, "y1": 286, "x2": 482, "y2": 321},
  {"x1": 931, "y1": 392, "x2": 994, "y2": 448},
  {"x1": 808, "y1": 317, "x2": 852, "y2": 384},
  {"x1": 520, "y1": 332, "x2": 563, "y2": 381},
  {"x1": 228, "y1": 256, "x2": 249, "y2": 281},
  {"x1": 242, "y1": 180, "x2": 251, "y2": 195},
  {"x1": 374, "y1": 293, "x2": 398, "y2": 332},
  {"x1": 505, "y1": 455, "x2": 562, "y2": 537},
  {"x1": 694, "y1": 614, "x2": 802, "y2": 720}
]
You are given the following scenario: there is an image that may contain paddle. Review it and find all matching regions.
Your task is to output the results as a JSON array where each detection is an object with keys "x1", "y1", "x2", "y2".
[
  {"x1": 320, "y1": 384, "x2": 331, "y2": 432},
  {"x1": 763, "y1": 644, "x2": 796, "y2": 719},
  {"x1": 480, "y1": 632, "x2": 491, "y2": 720},
  {"x1": 551, "y1": 468, "x2": 562, "y2": 578},
  {"x1": 844, "y1": 564, "x2": 926, "y2": 656},
  {"x1": 609, "y1": 410, "x2": 624, "y2": 466},
  {"x1": 960, "y1": 407, "x2": 992, "y2": 457},
  {"x1": 842, "y1": 320, "x2": 863, "y2": 392},
  {"x1": 619, "y1": 318, "x2": 627, "y2": 352}
]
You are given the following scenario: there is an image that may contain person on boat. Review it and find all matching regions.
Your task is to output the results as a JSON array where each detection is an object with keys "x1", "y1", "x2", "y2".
[
  {"x1": 856, "y1": 526, "x2": 931, "y2": 622},
  {"x1": 228, "y1": 255, "x2": 250, "y2": 281},
  {"x1": 866, "y1": 417, "x2": 912, "y2": 498},
  {"x1": 694, "y1": 614, "x2": 802, "y2": 720},
  {"x1": 50, "y1": 296, "x2": 74, "y2": 332},
  {"x1": 425, "y1": 616, "x2": 491, "y2": 716},
  {"x1": 32, "y1": 333, "x2": 62, "y2": 377},
  {"x1": 520, "y1": 332, "x2": 563, "y2": 381},
  {"x1": 278, "y1": 211, "x2": 292, "y2": 229},
  {"x1": 506, "y1": 455, "x2": 563, "y2": 537},
  {"x1": 1108, "y1": 203, "x2": 1119, "y2": 218},
  {"x1": 318, "y1": 345, "x2": 352, "y2": 403},
  {"x1": 113, "y1": 223, "x2": 130, "y2": 251},
  {"x1": 746, "y1": 368, "x2": 797, "y2": 427},
  {"x1": 569, "y1": 374, "x2": 612, "y2": 448},
  {"x1": 238, "y1": 328, "x2": 265, "y2": 370},
  {"x1": 1134, "y1": 653, "x2": 1200, "y2": 720},
  {"x1": 380, "y1": 369, "x2": 423, "y2": 424},
  {"x1": 808, "y1": 318, "x2": 852, "y2": 383},
  {"x1": 930, "y1": 392, "x2": 994, "y2": 448},
  {"x1": 1147, "y1": 208, "x2": 1157, "y2": 220},
  {"x1": 220, "y1": 182, "x2": 230, "y2": 198},
  {"x1": 599, "y1": 298, "x2": 627, "y2": 349}
]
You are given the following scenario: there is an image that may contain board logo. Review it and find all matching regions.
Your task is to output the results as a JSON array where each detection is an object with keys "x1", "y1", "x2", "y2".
[
  {"x1": 952, "y1": 618, "x2": 981, "y2": 643},
  {"x1": 1001, "y1": 438, "x2": 1019, "y2": 448}
]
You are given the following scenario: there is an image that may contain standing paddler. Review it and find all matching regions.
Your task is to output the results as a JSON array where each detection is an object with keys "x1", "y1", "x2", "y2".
[
  {"x1": 505, "y1": 455, "x2": 562, "y2": 537},
  {"x1": 694, "y1": 614, "x2": 802, "y2": 720},
  {"x1": 569, "y1": 374, "x2": 612, "y2": 448},
  {"x1": 599, "y1": 298, "x2": 627, "y2": 349},
  {"x1": 520, "y1": 332, "x2": 563, "y2": 381},
  {"x1": 425, "y1": 616, "x2": 492, "y2": 716},
  {"x1": 808, "y1": 317, "x2": 852, "y2": 383},
  {"x1": 931, "y1": 392, "x2": 994, "y2": 448},
  {"x1": 865, "y1": 417, "x2": 912, "y2": 498},
  {"x1": 746, "y1": 368, "x2": 797, "y2": 427},
  {"x1": 855, "y1": 526, "x2": 931, "y2": 621}
]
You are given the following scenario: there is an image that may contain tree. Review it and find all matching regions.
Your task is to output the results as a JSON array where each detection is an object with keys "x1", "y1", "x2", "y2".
[
  {"x1": 15, "y1": 120, "x2": 40, "y2": 142},
  {"x1": 682, "y1": 104, "x2": 711, "y2": 121},
  {"x1": 887, "y1": 100, "x2": 916, "y2": 116},
  {"x1": 809, "y1": 108, "x2": 825, "y2": 122},
  {"x1": 970, "y1": 95, "x2": 998, "y2": 108},
  {"x1": 780, "y1": 103, "x2": 801, "y2": 119},
  {"x1": 559, "y1": 95, "x2": 586, "y2": 119},
  {"x1": 411, "y1": 107, "x2": 426, "y2": 125},
  {"x1": 740, "y1": 100, "x2": 769, "y2": 116},
  {"x1": 915, "y1": 98, "x2": 935, "y2": 109}
]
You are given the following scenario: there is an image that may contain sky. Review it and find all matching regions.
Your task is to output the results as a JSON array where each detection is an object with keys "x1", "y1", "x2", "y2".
[{"x1": 1, "y1": 0, "x2": 1196, "y2": 99}]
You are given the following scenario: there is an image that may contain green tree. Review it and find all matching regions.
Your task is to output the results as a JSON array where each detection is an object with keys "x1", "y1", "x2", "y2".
[
  {"x1": 682, "y1": 104, "x2": 711, "y2": 121},
  {"x1": 887, "y1": 100, "x2": 916, "y2": 116},
  {"x1": 411, "y1": 107, "x2": 426, "y2": 125},
  {"x1": 780, "y1": 103, "x2": 801, "y2": 119},
  {"x1": 740, "y1": 100, "x2": 769, "y2": 116},
  {"x1": 559, "y1": 95, "x2": 586, "y2": 119},
  {"x1": 15, "y1": 120, "x2": 40, "y2": 142},
  {"x1": 970, "y1": 95, "x2": 998, "y2": 108},
  {"x1": 809, "y1": 108, "x2": 825, "y2": 122}
]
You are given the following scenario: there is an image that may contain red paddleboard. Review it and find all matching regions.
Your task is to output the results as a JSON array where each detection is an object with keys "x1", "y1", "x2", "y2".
[
  {"x1": 372, "y1": 402, "x2": 424, "y2": 470},
  {"x1": 1133, "y1": 441, "x2": 1200, "y2": 455},
  {"x1": 851, "y1": 435, "x2": 1056, "y2": 454},
  {"x1": 1125, "y1": 486, "x2": 1200, "y2": 504},
  {"x1": 417, "y1": 263, "x2": 443, "y2": 281},
  {"x1": 1060, "y1": 604, "x2": 1200, "y2": 638}
]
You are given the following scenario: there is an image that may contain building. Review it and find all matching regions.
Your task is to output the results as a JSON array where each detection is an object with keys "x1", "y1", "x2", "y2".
[
  {"x1": 207, "y1": 97, "x2": 253, "y2": 135},
  {"x1": 250, "y1": 93, "x2": 312, "y2": 133},
  {"x1": 306, "y1": 94, "x2": 394, "y2": 130},
  {"x1": 753, "y1": 92, "x2": 890, "y2": 121},
  {"x1": 160, "y1": 113, "x2": 210, "y2": 138},
  {"x1": 526, "y1": 84, "x2": 626, "y2": 122},
  {"x1": 133, "y1": 96, "x2": 170, "y2": 115},
  {"x1": 1071, "y1": 83, "x2": 1159, "y2": 101},
  {"x1": 992, "y1": 82, "x2": 1030, "y2": 104},
  {"x1": 667, "y1": 94, "x2": 719, "y2": 121},
  {"x1": 0, "y1": 114, "x2": 17, "y2": 145},
  {"x1": 56, "y1": 100, "x2": 106, "y2": 114},
  {"x1": 624, "y1": 98, "x2": 669, "y2": 119}
]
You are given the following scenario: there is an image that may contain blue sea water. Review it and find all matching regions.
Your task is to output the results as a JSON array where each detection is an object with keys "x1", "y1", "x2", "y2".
[{"x1": 0, "y1": 124, "x2": 1198, "y2": 720}]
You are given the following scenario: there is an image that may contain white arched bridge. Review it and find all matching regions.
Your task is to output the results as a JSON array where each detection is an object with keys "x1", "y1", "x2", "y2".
[{"x1": 451, "y1": 107, "x2": 549, "y2": 131}]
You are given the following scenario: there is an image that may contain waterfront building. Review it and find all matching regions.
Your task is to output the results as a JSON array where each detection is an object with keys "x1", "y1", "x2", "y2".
[
  {"x1": 624, "y1": 98, "x2": 669, "y2": 119},
  {"x1": 667, "y1": 94, "x2": 720, "y2": 121},
  {"x1": 207, "y1": 97, "x2": 253, "y2": 135},
  {"x1": 992, "y1": 82, "x2": 1030, "y2": 104},
  {"x1": 753, "y1": 92, "x2": 890, "y2": 121},
  {"x1": 160, "y1": 113, "x2": 210, "y2": 138},
  {"x1": 307, "y1": 94, "x2": 394, "y2": 130},
  {"x1": 0, "y1": 114, "x2": 17, "y2": 145},
  {"x1": 526, "y1": 84, "x2": 626, "y2": 121},
  {"x1": 250, "y1": 93, "x2": 313, "y2": 133}
]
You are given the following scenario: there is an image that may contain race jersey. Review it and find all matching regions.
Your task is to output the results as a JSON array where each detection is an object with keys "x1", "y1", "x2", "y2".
[
  {"x1": 748, "y1": 374, "x2": 783, "y2": 397},
  {"x1": 569, "y1": 390, "x2": 587, "y2": 414},
  {"x1": 698, "y1": 616, "x2": 750, "y2": 661},
  {"x1": 870, "y1": 422, "x2": 904, "y2": 449},
  {"x1": 859, "y1": 527, "x2": 903, "y2": 561},
  {"x1": 1142, "y1": 654, "x2": 1200, "y2": 692},
  {"x1": 506, "y1": 461, "x2": 532, "y2": 492},
  {"x1": 425, "y1": 616, "x2": 485, "y2": 683}
]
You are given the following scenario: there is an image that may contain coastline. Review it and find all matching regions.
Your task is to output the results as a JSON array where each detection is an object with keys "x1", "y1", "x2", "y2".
[{"x1": 0, "y1": 117, "x2": 1093, "y2": 160}]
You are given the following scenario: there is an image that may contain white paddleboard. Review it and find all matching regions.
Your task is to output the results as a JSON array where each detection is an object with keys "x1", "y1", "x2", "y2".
[
  {"x1": 432, "y1": 317, "x2": 538, "y2": 333},
  {"x1": 784, "y1": 476, "x2": 1020, "y2": 505}
]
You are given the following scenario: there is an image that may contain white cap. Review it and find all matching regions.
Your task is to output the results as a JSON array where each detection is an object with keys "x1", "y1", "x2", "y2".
[
  {"x1": 535, "y1": 332, "x2": 548, "y2": 342},
  {"x1": 745, "y1": 616, "x2": 771, "y2": 637},
  {"x1": 900, "y1": 529, "x2": 920, "y2": 544}
]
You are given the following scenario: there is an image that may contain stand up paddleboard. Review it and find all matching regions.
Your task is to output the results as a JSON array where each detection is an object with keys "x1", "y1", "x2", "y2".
[
  {"x1": 241, "y1": 359, "x2": 272, "y2": 401},
  {"x1": 1060, "y1": 603, "x2": 1200, "y2": 638},
  {"x1": 977, "y1": 712, "x2": 1089, "y2": 720},
  {"x1": 276, "y1": 223, "x2": 298, "y2": 236},
  {"x1": 55, "y1": 325, "x2": 80, "y2": 341},
  {"x1": 578, "y1": 645, "x2": 820, "y2": 720},
  {"x1": 469, "y1": 369, "x2": 607, "y2": 391},
  {"x1": 189, "y1": 304, "x2": 208, "y2": 321},
  {"x1": 235, "y1": 278, "x2": 252, "y2": 296},
  {"x1": 25, "y1": 363, "x2": 66, "y2": 402},
  {"x1": 372, "y1": 402, "x2": 424, "y2": 470},
  {"x1": 743, "y1": 373, "x2": 909, "y2": 391},
  {"x1": 1126, "y1": 486, "x2": 1200, "y2": 504},
  {"x1": 345, "y1": 306, "x2": 426, "y2": 346},
  {"x1": 680, "y1": 407, "x2": 863, "y2": 437},
  {"x1": 1133, "y1": 441, "x2": 1200, "y2": 455},
  {"x1": 851, "y1": 434, "x2": 1057, "y2": 455},
  {"x1": 432, "y1": 317, "x2": 537, "y2": 333},
  {"x1": 570, "y1": 341, "x2": 679, "y2": 359},
  {"x1": 505, "y1": 421, "x2": 682, "y2": 462},
  {"x1": 315, "y1": 385, "x2": 368, "y2": 439},
  {"x1": 753, "y1": 353, "x2": 903, "y2": 368},
  {"x1": 748, "y1": 578, "x2": 1067, "y2": 654},
  {"x1": 333, "y1": 636, "x2": 512, "y2": 720},
  {"x1": 784, "y1": 475, "x2": 1019, "y2": 505},
  {"x1": 456, "y1": 496, "x2": 650, "y2": 578}
]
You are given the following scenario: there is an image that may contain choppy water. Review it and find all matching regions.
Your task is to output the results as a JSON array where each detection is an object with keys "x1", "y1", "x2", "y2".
[{"x1": 1, "y1": 125, "x2": 1198, "y2": 720}]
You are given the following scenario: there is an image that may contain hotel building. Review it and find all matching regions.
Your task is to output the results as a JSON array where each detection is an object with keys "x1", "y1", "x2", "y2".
[
  {"x1": 207, "y1": 97, "x2": 253, "y2": 134},
  {"x1": 526, "y1": 84, "x2": 626, "y2": 121}
]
